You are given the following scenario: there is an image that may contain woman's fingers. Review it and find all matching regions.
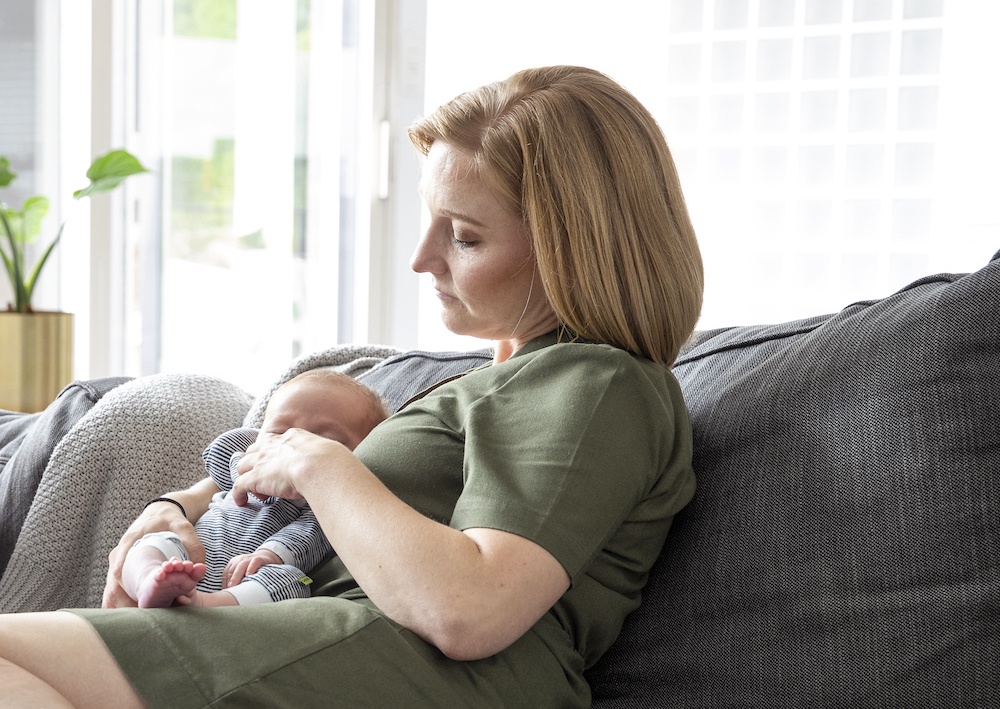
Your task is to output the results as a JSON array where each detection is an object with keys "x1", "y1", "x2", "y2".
[{"x1": 231, "y1": 430, "x2": 317, "y2": 504}]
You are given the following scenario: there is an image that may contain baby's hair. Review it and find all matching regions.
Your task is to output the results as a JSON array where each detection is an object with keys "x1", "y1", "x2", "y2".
[{"x1": 270, "y1": 369, "x2": 389, "y2": 435}]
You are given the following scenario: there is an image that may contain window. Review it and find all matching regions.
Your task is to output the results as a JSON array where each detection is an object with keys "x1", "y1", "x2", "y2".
[
  {"x1": 10, "y1": 1, "x2": 999, "y2": 375},
  {"x1": 15, "y1": 0, "x2": 421, "y2": 394},
  {"x1": 421, "y1": 0, "x2": 1000, "y2": 351},
  {"x1": 137, "y1": 0, "x2": 376, "y2": 393}
]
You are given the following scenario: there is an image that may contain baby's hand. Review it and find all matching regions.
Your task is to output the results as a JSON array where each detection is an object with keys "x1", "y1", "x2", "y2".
[{"x1": 221, "y1": 549, "x2": 284, "y2": 588}]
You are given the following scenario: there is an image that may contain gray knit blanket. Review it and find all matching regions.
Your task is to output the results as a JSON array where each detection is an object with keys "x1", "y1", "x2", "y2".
[{"x1": 0, "y1": 345, "x2": 398, "y2": 613}]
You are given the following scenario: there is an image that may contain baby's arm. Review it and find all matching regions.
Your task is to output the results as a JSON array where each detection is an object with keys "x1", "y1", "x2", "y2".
[
  {"x1": 202, "y1": 428, "x2": 259, "y2": 492},
  {"x1": 221, "y1": 548, "x2": 284, "y2": 588},
  {"x1": 257, "y1": 508, "x2": 333, "y2": 577}
]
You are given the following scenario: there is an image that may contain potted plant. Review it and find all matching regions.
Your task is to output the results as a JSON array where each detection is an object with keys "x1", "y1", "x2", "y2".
[{"x1": 0, "y1": 150, "x2": 148, "y2": 412}]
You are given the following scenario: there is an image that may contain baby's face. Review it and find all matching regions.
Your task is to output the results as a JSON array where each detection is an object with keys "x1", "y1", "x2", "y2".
[{"x1": 262, "y1": 382, "x2": 373, "y2": 450}]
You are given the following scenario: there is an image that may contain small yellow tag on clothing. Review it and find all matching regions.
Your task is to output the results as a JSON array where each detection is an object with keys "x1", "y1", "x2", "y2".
[{"x1": 299, "y1": 576, "x2": 313, "y2": 586}]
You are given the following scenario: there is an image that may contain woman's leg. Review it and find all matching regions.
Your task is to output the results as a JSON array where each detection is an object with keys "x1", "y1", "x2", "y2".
[{"x1": 0, "y1": 611, "x2": 145, "y2": 709}]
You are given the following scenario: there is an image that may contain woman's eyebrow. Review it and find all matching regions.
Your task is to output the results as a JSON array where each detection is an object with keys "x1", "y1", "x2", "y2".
[
  {"x1": 439, "y1": 208, "x2": 486, "y2": 228},
  {"x1": 417, "y1": 182, "x2": 487, "y2": 227}
]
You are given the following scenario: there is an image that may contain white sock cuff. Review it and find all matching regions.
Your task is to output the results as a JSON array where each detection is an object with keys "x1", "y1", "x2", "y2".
[
  {"x1": 225, "y1": 579, "x2": 275, "y2": 606},
  {"x1": 129, "y1": 531, "x2": 190, "y2": 561}
]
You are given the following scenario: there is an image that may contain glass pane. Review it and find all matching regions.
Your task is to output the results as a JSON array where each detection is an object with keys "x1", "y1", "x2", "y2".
[
  {"x1": 892, "y1": 199, "x2": 934, "y2": 240},
  {"x1": 759, "y1": 0, "x2": 795, "y2": 27},
  {"x1": 755, "y1": 93, "x2": 791, "y2": 132},
  {"x1": 753, "y1": 146, "x2": 789, "y2": 184},
  {"x1": 670, "y1": 0, "x2": 703, "y2": 31},
  {"x1": 904, "y1": 0, "x2": 944, "y2": 19},
  {"x1": 845, "y1": 199, "x2": 882, "y2": 239},
  {"x1": 798, "y1": 146, "x2": 836, "y2": 185},
  {"x1": 666, "y1": 96, "x2": 700, "y2": 134},
  {"x1": 710, "y1": 94, "x2": 744, "y2": 133},
  {"x1": 851, "y1": 32, "x2": 891, "y2": 77},
  {"x1": 757, "y1": 38, "x2": 794, "y2": 80},
  {"x1": 802, "y1": 36, "x2": 841, "y2": 79},
  {"x1": 0, "y1": 8, "x2": 35, "y2": 199},
  {"x1": 900, "y1": 29, "x2": 943, "y2": 75},
  {"x1": 897, "y1": 86, "x2": 938, "y2": 130},
  {"x1": 800, "y1": 90, "x2": 838, "y2": 132},
  {"x1": 806, "y1": 0, "x2": 843, "y2": 24},
  {"x1": 712, "y1": 41, "x2": 746, "y2": 82},
  {"x1": 894, "y1": 143, "x2": 935, "y2": 186},
  {"x1": 846, "y1": 144, "x2": 884, "y2": 185},
  {"x1": 714, "y1": 0, "x2": 749, "y2": 29},
  {"x1": 848, "y1": 88, "x2": 887, "y2": 131},
  {"x1": 158, "y1": 0, "x2": 351, "y2": 394},
  {"x1": 853, "y1": 0, "x2": 892, "y2": 21},
  {"x1": 669, "y1": 44, "x2": 702, "y2": 83},
  {"x1": 795, "y1": 201, "x2": 835, "y2": 238}
]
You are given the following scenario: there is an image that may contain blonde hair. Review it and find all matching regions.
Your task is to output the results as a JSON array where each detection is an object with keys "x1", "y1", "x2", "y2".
[{"x1": 408, "y1": 66, "x2": 703, "y2": 366}]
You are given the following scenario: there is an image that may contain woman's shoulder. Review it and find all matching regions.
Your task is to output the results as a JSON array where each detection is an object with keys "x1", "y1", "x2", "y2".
[
  {"x1": 512, "y1": 336, "x2": 679, "y2": 389},
  {"x1": 489, "y1": 337, "x2": 685, "y2": 417}
]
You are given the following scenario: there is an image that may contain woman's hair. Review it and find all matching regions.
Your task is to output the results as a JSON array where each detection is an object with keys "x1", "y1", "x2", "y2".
[{"x1": 408, "y1": 65, "x2": 704, "y2": 366}]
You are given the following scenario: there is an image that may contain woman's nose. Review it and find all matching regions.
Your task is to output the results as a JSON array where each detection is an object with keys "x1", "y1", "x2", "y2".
[{"x1": 410, "y1": 224, "x2": 444, "y2": 274}]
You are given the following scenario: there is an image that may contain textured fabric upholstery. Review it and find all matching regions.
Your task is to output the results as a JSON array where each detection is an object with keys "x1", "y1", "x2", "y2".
[
  {"x1": 359, "y1": 348, "x2": 493, "y2": 414},
  {"x1": 0, "y1": 377, "x2": 133, "y2": 575},
  {"x1": 586, "y1": 252, "x2": 1000, "y2": 707}
]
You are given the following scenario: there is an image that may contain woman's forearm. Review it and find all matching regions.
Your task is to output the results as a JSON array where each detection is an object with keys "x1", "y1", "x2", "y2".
[
  {"x1": 157, "y1": 476, "x2": 220, "y2": 524},
  {"x1": 288, "y1": 441, "x2": 569, "y2": 660}
]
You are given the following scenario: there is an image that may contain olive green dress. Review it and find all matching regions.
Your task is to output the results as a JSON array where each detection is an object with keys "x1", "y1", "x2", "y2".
[{"x1": 72, "y1": 331, "x2": 695, "y2": 708}]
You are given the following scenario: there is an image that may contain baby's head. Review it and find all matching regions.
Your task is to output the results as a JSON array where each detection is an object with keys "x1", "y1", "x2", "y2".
[{"x1": 262, "y1": 370, "x2": 388, "y2": 450}]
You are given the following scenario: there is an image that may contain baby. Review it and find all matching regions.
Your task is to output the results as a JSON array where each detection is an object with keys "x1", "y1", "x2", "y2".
[{"x1": 121, "y1": 369, "x2": 388, "y2": 608}]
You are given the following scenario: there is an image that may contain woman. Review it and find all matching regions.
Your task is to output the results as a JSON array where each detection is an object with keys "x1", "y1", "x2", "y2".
[{"x1": 0, "y1": 65, "x2": 703, "y2": 708}]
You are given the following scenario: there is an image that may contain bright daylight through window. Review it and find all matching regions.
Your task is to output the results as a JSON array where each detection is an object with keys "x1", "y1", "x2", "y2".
[{"x1": 2, "y1": 0, "x2": 997, "y2": 385}]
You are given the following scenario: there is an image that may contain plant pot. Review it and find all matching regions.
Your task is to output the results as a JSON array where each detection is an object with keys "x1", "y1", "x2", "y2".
[{"x1": 0, "y1": 311, "x2": 74, "y2": 413}]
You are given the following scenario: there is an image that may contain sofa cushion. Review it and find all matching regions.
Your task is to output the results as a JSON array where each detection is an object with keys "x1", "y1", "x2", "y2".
[
  {"x1": 358, "y1": 348, "x2": 493, "y2": 414},
  {"x1": 586, "y1": 252, "x2": 1000, "y2": 707}
]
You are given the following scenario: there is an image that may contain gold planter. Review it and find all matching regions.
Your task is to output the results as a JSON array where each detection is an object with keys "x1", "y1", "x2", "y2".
[{"x1": 0, "y1": 311, "x2": 74, "y2": 413}]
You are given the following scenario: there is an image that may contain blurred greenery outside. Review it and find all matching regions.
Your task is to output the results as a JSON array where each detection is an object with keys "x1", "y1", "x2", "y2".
[
  {"x1": 169, "y1": 0, "x2": 311, "y2": 266},
  {"x1": 173, "y1": 0, "x2": 237, "y2": 39}
]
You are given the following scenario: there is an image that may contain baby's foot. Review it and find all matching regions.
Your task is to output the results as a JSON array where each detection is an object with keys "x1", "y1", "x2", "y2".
[{"x1": 136, "y1": 557, "x2": 208, "y2": 608}]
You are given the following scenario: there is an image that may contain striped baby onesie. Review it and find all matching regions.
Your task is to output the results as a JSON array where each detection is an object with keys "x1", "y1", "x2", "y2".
[{"x1": 193, "y1": 428, "x2": 334, "y2": 602}]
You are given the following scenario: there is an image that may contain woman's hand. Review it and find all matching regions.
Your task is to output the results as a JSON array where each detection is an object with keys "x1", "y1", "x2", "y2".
[
  {"x1": 101, "y1": 477, "x2": 219, "y2": 608},
  {"x1": 221, "y1": 549, "x2": 283, "y2": 588},
  {"x1": 232, "y1": 429, "x2": 342, "y2": 506}
]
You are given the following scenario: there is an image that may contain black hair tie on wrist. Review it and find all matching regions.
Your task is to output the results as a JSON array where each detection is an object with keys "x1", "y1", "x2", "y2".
[{"x1": 143, "y1": 497, "x2": 187, "y2": 519}]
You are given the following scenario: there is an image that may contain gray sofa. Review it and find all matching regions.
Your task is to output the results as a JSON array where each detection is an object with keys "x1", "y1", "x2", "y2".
[
  {"x1": 1, "y1": 252, "x2": 997, "y2": 706},
  {"x1": 356, "y1": 250, "x2": 1000, "y2": 707}
]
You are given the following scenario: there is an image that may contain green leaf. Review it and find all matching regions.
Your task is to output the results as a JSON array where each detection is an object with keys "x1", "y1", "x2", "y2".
[
  {"x1": 17, "y1": 196, "x2": 50, "y2": 244},
  {"x1": 0, "y1": 157, "x2": 15, "y2": 188},
  {"x1": 237, "y1": 228, "x2": 266, "y2": 249},
  {"x1": 23, "y1": 224, "x2": 63, "y2": 305},
  {"x1": 0, "y1": 207, "x2": 27, "y2": 311},
  {"x1": 74, "y1": 149, "x2": 149, "y2": 199},
  {"x1": 0, "y1": 239, "x2": 15, "y2": 286}
]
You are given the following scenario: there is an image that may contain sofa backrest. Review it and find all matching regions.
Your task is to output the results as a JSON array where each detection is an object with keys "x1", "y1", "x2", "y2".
[
  {"x1": 356, "y1": 254, "x2": 999, "y2": 707},
  {"x1": 586, "y1": 252, "x2": 1000, "y2": 707}
]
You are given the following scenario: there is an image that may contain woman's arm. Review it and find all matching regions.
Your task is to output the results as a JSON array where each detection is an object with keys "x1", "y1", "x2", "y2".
[
  {"x1": 234, "y1": 429, "x2": 570, "y2": 661},
  {"x1": 101, "y1": 476, "x2": 221, "y2": 608}
]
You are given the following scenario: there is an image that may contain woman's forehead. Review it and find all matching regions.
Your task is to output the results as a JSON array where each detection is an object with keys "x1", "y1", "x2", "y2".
[{"x1": 419, "y1": 144, "x2": 506, "y2": 221}]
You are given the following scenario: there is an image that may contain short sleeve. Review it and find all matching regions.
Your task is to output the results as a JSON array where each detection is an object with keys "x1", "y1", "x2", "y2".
[{"x1": 449, "y1": 344, "x2": 685, "y2": 581}]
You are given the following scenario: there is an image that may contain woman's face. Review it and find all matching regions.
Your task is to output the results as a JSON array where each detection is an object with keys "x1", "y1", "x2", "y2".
[{"x1": 410, "y1": 141, "x2": 556, "y2": 346}]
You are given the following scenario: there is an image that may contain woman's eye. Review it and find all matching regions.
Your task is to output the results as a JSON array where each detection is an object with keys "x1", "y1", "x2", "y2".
[{"x1": 450, "y1": 228, "x2": 476, "y2": 248}]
